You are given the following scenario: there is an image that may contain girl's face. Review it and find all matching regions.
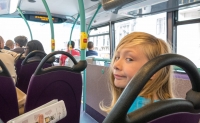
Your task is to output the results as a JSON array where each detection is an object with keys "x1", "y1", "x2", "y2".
[{"x1": 112, "y1": 46, "x2": 149, "y2": 88}]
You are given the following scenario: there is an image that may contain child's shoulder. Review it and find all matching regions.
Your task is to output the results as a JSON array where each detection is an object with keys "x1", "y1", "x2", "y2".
[{"x1": 128, "y1": 96, "x2": 149, "y2": 113}]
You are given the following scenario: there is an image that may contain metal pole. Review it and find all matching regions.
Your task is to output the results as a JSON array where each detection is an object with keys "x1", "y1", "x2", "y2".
[
  {"x1": 87, "y1": 3, "x2": 102, "y2": 34},
  {"x1": 69, "y1": 14, "x2": 80, "y2": 54},
  {"x1": 17, "y1": 8, "x2": 33, "y2": 40},
  {"x1": 78, "y1": 0, "x2": 87, "y2": 111},
  {"x1": 70, "y1": 14, "x2": 80, "y2": 42},
  {"x1": 42, "y1": 0, "x2": 55, "y2": 52}
]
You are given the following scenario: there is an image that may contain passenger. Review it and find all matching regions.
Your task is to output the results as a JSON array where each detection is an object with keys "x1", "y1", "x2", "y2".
[
  {"x1": 86, "y1": 41, "x2": 98, "y2": 57},
  {"x1": 12, "y1": 36, "x2": 28, "y2": 53},
  {"x1": 59, "y1": 41, "x2": 80, "y2": 66},
  {"x1": 0, "y1": 36, "x2": 17, "y2": 84},
  {"x1": 4, "y1": 40, "x2": 14, "y2": 50},
  {"x1": 24, "y1": 40, "x2": 54, "y2": 62},
  {"x1": 100, "y1": 32, "x2": 173, "y2": 113}
]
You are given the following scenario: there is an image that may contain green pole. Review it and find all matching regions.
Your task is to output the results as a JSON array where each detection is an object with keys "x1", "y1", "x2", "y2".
[
  {"x1": 87, "y1": 3, "x2": 102, "y2": 34},
  {"x1": 42, "y1": 0, "x2": 55, "y2": 52},
  {"x1": 69, "y1": 14, "x2": 80, "y2": 42},
  {"x1": 17, "y1": 8, "x2": 33, "y2": 40},
  {"x1": 78, "y1": 0, "x2": 87, "y2": 111},
  {"x1": 69, "y1": 14, "x2": 80, "y2": 54}
]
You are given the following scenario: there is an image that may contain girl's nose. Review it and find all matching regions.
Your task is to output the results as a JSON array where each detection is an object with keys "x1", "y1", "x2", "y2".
[{"x1": 113, "y1": 59, "x2": 122, "y2": 70}]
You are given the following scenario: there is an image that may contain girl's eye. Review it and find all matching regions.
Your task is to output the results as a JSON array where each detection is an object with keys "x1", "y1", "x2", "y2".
[
  {"x1": 126, "y1": 58, "x2": 133, "y2": 62},
  {"x1": 115, "y1": 56, "x2": 120, "y2": 61}
]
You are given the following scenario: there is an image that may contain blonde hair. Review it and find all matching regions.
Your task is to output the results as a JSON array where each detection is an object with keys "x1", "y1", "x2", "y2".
[{"x1": 100, "y1": 32, "x2": 173, "y2": 113}]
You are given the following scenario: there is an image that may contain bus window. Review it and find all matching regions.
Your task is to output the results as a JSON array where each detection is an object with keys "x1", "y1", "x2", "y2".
[
  {"x1": 89, "y1": 26, "x2": 110, "y2": 59},
  {"x1": 177, "y1": 23, "x2": 200, "y2": 68},
  {"x1": 0, "y1": 18, "x2": 80, "y2": 54},
  {"x1": 179, "y1": 5, "x2": 200, "y2": 21},
  {"x1": 177, "y1": 6, "x2": 200, "y2": 68},
  {"x1": 114, "y1": 12, "x2": 166, "y2": 47}
]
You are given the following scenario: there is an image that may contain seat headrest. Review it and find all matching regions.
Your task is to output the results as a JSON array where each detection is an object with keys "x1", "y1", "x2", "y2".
[{"x1": 34, "y1": 51, "x2": 87, "y2": 75}]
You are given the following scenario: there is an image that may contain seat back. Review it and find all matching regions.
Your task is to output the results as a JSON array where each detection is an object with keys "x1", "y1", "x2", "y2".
[
  {"x1": 65, "y1": 55, "x2": 80, "y2": 67},
  {"x1": 86, "y1": 56, "x2": 104, "y2": 66},
  {"x1": 0, "y1": 60, "x2": 19, "y2": 122},
  {"x1": 25, "y1": 51, "x2": 87, "y2": 123},
  {"x1": 103, "y1": 54, "x2": 200, "y2": 123},
  {"x1": 149, "y1": 112, "x2": 200, "y2": 123},
  {"x1": 16, "y1": 51, "x2": 52, "y2": 93}
]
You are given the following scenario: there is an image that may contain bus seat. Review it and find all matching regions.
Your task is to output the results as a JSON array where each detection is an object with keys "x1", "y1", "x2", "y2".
[
  {"x1": 65, "y1": 55, "x2": 80, "y2": 67},
  {"x1": 86, "y1": 57, "x2": 93, "y2": 64},
  {"x1": 15, "y1": 52, "x2": 25, "y2": 77},
  {"x1": 172, "y1": 73, "x2": 192, "y2": 98},
  {"x1": 103, "y1": 54, "x2": 200, "y2": 123},
  {"x1": 0, "y1": 60, "x2": 19, "y2": 122},
  {"x1": 16, "y1": 50, "x2": 52, "y2": 94},
  {"x1": 25, "y1": 51, "x2": 87, "y2": 123},
  {"x1": 86, "y1": 56, "x2": 104, "y2": 66},
  {"x1": 148, "y1": 112, "x2": 200, "y2": 123}
]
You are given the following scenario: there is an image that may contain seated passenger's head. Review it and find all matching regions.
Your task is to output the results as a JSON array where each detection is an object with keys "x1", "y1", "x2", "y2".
[
  {"x1": 112, "y1": 32, "x2": 171, "y2": 89},
  {"x1": 5, "y1": 40, "x2": 14, "y2": 50},
  {"x1": 24, "y1": 40, "x2": 45, "y2": 56},
  {"x1": 67, "y1": 41, "x2": 75, "y2": 50},
  {"x1": 0, "y1": 36, "x2": 4, "y2": 49},
  {"x1": 14, "y1": 36, "x2": 28, "y2": 48},
  {"x1": 87, "y1": 41, "x2": 94, "y2": 50},
  {"x1": 101, "y1": 32, "x2": 172, "y2": 113}
]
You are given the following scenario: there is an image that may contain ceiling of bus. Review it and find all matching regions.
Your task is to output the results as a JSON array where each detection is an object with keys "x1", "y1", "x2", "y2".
[
  {"x1": 1, "y1": 0, "x2": 200, "y2": 27},
  {"x1": 20, "y1": 0, "x2": 98, "y2": 16},
  {"x1": 17, "y1": 0, "x2": 127, "y2": 26}
]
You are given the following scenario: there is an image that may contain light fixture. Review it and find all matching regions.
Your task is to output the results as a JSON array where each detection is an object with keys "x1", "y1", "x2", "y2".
[
  {"x1": 28, "y1": 0, "x2": 36, "y2": 3},
  {"x1": 0, "y1": 0, "x2": 20, "y2": 14}
]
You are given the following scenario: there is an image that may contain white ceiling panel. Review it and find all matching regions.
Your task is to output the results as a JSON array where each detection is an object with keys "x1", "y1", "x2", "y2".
[{"x1": 20, "y1": 0, "x2": 99, "y2": 16}]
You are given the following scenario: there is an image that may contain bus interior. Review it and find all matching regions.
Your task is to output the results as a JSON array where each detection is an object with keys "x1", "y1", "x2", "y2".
[{"x1": 1, "y1": 0, "x2": 200, "y2": 123}]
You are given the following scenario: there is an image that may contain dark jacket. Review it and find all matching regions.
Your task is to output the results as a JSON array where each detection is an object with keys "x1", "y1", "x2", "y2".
[
  {"x1": 86, "y1": 50, "x2": 98, "y2": 57},
  {"x1": 4, "y1": 46, "x2": 10, "y2": 50}
]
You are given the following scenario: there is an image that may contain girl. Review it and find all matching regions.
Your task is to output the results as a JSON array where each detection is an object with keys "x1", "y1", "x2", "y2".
[{"x1": 100, "y1": 32, "x2": 173, "y2": 113}]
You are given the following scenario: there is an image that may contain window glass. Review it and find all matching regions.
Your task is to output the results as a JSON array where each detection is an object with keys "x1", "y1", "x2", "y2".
[
  {"x1": 90, "y1": 26, "x2": 109, "y2": 35},
  {"x1": 114, "y1": 12, "x2": 166, "y2": 48},
  {"x1": 0, "y1": 18, "x2": 80, "y2": 54},
  {"x1": 89, "y1": 26, "x2": 110, "y2": 59},
  {"x1": 177, "y1": 23, "x2": 200, "y2": 67},
  {"x1": 179, "y1": 5, "x2": 200, "y2": 21}
]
